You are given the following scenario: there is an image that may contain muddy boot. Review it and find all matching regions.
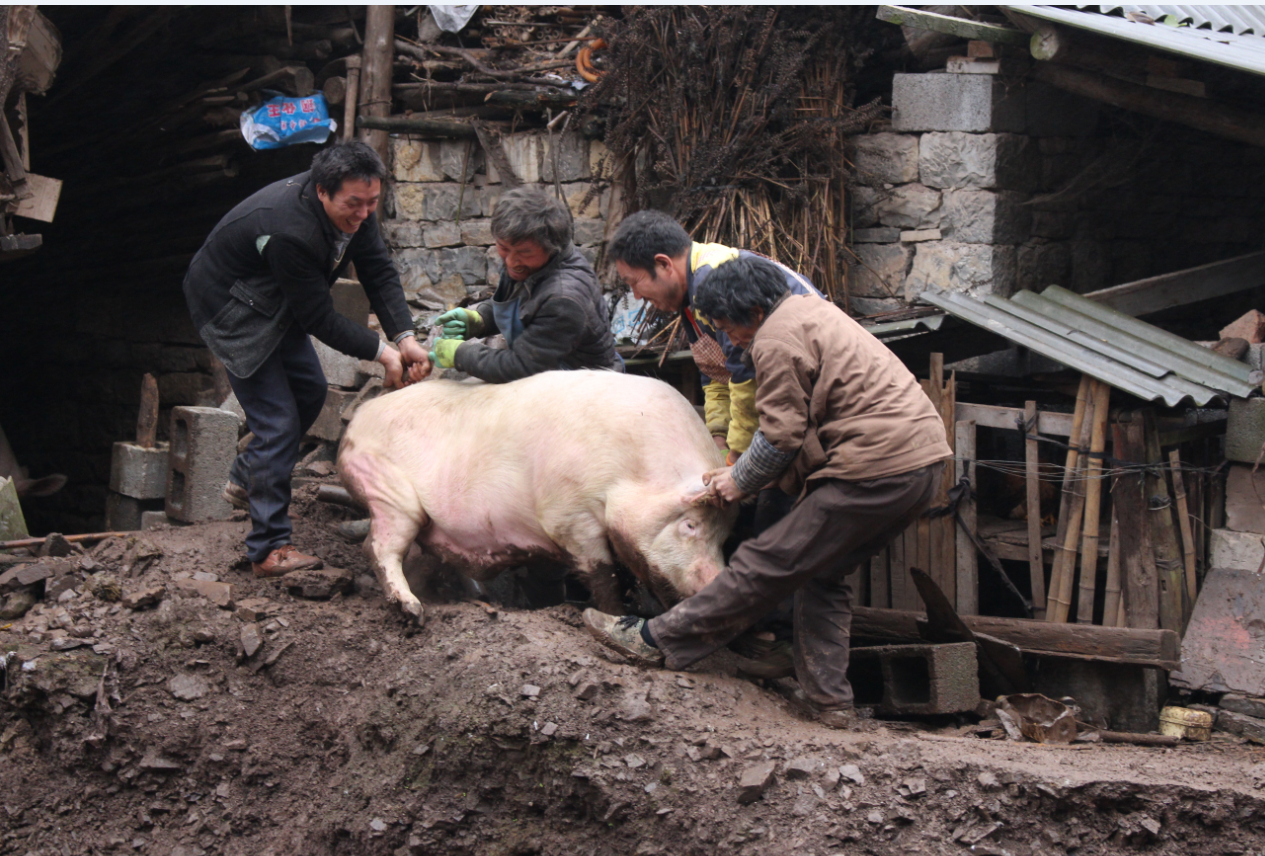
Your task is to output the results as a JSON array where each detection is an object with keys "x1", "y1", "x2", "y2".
[
  {"x1": 730, "y1": 631, "x2": 795, "y2": 680},
  {"x1": 252, "y1": 545, "x2": 323, "y2": 579}
]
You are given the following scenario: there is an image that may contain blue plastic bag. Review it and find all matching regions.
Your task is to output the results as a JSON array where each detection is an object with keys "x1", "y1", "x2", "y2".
[{"x1": 240, "y1": 92, "x2": 338, "y2": 150}]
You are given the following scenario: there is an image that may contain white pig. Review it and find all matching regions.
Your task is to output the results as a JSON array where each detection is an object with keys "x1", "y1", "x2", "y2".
[{"x1": 338, "y1": 371, "x2": 737, "y2": 623}]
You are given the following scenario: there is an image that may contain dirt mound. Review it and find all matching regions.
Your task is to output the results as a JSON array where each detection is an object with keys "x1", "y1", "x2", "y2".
[{"x1": 3, "y1": 485, "x2": 1265, "y2": 855}]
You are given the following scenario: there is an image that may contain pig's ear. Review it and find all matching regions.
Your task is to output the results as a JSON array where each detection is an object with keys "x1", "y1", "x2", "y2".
[{"x1": 681, "y1": 485, "x2": 721, "y2": 509}]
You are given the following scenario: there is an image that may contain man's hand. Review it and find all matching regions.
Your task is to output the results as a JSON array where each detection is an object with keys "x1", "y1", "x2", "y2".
[
  {"x1": 398, "y1": 336, "x2": 432, "y2": 383},
  {"x1": 701, "y1": 465, "x2": 748, "y2": 505},
  {"x1": 377, "y1": 346, "x2": 406, "y2": 389},
  {"x1": 435, "y1": 308, "x2": 484, "y2": 340},
  {"x1": 429, "y1": 338, "x2": 461, "y2": 369}
]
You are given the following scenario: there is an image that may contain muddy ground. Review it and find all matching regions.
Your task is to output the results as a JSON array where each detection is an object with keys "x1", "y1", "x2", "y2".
[{"x1": 3, "y1": 483, "x2": 1265, "y2": 856}]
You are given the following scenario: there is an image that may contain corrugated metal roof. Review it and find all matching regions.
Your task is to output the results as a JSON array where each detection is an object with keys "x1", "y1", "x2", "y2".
[
  {"x1": 1077, "y1": 5, "x2": 1265, "y2": 36},
  {"x1": 922, "y1": 284, "x2": 1258, "y2": 406},
  {"x1": 1009, "y1": 4, "x2": 1265, "y2": 76}
]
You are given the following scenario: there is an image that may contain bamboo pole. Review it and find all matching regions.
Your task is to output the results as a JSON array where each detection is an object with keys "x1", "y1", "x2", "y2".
[
  {"x1": 1047, "y1": 376, "x2": 1095, "y2": 623},
  {"x1": 1103, "y1": 508, "x2": 1122, "y2": 627},
  {"x1": 1169, "y1": 449, "x2": 1199, "y2": 606},
  {"x1": 1024, "y1": 400, "x2": 1047, "y2": 618},
  {"x1": 1076, "y1": 380, "x2": 1111, "y2": 624}
]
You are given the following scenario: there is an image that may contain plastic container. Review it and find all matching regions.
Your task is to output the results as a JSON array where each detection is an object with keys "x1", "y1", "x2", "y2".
[{"x1": 1158, "y1": 706, "x2": 1213, "y2": 741}]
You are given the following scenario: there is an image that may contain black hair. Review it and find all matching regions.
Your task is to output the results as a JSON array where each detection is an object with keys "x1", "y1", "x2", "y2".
[
  {"x1": 693, "y1": 256, "x2": 790, "y2": 325},
  {"x1": 311, "y1": 140, "x2": 388, "y2": 197},
  {"x1": 606, "y1": 210, "x2": 692, "y2": 273}
]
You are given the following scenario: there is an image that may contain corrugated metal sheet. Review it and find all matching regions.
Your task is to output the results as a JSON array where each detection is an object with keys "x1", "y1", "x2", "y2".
[
  {"x1": 1009, "y1": 4, "x2": 1265, "y2": 76},
  {"x1": 922, "y1": 285, "x2": 1258, "y2": 406},
  {"x1": 1077, "y1": 5, "x2": 1265, "y2": 36}
]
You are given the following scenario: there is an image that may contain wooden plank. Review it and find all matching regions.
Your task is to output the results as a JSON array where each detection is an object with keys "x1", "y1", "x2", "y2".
[
  {"x1": 1143, "y1": 414, "x2": 1185, "y2": 634},
  {"x1": 14, "y1": 173, "x2": 61, "y2": 223},
  {"x1": 1169, "y1": 450, "x2": 1198, "y2": 609},
  {"x1": 916, "y1": 516, "x2": 931, "y2": 608},
  {"x1": 1102, "y1": 509, "x2": 1122, "y2": 627},
  {"x1": 1076, "y1": 380, "x2": 1111, "y2": 624},
  {"x1": 877, "y1": 5, "x2": 1030, "y2": 45},
  {"x1": 925, "y1": 358, "x2": 945, "y2": 592},
  {"x1": 955, "y1": 402, "x2": 1074, "y2": 437},
  {"x1": 890, "y1": 526, "x2": 907, "y2": 611},
  {"x1": 1114, "y1": 416, "x2": 1159, "y2": 629},
  {"x1": 1084, "y1": 251, "x2": 1265, "y2": 318},
  {"x1": 955, "y1": 420, "x2": 978, "y2": 615},
  {"x1": 136, "y1": 373, "x2": 160, "y2": 448},
  {"x1": 939, "y1": 372, "x2": 957, "y2": 604},
  {"x1": 852, "y1": 606, "x2": 1182, "y2": 668},
  {"x1": 1024, "y1": 401, "x2": 1046, "y2": 618},
  {"x1": 869, "y1": 547, "x2": 890, "y2": 609}
]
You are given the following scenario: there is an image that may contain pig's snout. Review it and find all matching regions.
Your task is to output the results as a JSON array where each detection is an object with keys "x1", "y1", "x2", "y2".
[{"x1": 687, "y1": 555, "x2": 723, "y2": 595}]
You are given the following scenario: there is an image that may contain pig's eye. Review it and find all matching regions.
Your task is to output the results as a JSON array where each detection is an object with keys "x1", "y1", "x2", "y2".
[{"x1": 683, "y1": 520, "x2": 697, "y2": 535}]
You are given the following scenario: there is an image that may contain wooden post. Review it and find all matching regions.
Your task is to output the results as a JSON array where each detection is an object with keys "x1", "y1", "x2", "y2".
[
  {"x1": 869, "y1": 547, "x2": 889, "y2": 609},
  {"x1": 1168, "y1": 449, "x2": 1199, "y2": 611},
  {"x1": 1143, "y1": 414, "x2": 1185, "y2": 633},
  {"x1": 1113, "y1": 415, "x2": 1159, "y2": 629},
  {"x1": 357, "y1": 6, "x2": 394, "y2": 160},
  {"x1": 342, "y1": 54, "x2": 361, "y2": 143},
  {"x1": 1102, "y1": 508, "x2": 1122, "y2": 627},
  {"x1": 1048, "y1": 375, "x2": 1092, "y2": 620},
  {"x1": 890, "y1": 527, "x2": 907, "y2": 610},
  {"x1": 1076, "y1": 380, "x2": 1111, "y2": 624},
  {"x1": 955, "y1": 419, "x2": 978, "y2": 615},
  {"x1": 1049, "y1": 380, "x2": 1097, "y2": 623},
  {"x1": 939, "y1": 370, "x2": 957, "y2": 603},
  {"x1": 924, "y1": 360, "x2": 946, "y2": 593},
  {"x1": 1024, "y1": 401, "x2": 1047, "y2": 618},
  {"x1": 136, "y1": 373, "x2": 160, "y2": 449}
]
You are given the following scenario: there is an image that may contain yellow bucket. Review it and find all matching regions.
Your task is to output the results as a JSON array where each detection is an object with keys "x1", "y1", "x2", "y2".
[{"x1": 1158, "y1": 706, "x2": 1213, "y2": 742}]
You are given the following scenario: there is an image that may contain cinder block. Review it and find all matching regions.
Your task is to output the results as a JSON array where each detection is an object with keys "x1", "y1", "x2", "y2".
[
  {"x1": 1032, "y1": 657, "x2": 1163, "y2": 733},
  {"x1": 109, "y1": 441, "x2": 170, "y2": 500},
  {"x1": 166, "y1": 406, "x2": 240, "y2": 523},
  {"x1": 892, "y1": 73, "x2": 1024, "y2": 133},
  {"x1": 105, "y1": 492, "x2": 164, "y2": 531},
  {"x1": 1228, "y1": 398, "x2": 1265, "y2": 463},
  {"x1": 140, "y1": 510, "x2": 171, "y2": 530},
  {"x1": 1210, "y1": 528, "x2": 1265, "y2": 571},
  {"x1": 310, "y1": 337, "x2": 361, "y2": 389},
  {"x1": 848, "y1": 641, "x2": 979, "y2": 715},
  {"x1": 305, "y1": 388, "x2": 356, "y2": 443}
]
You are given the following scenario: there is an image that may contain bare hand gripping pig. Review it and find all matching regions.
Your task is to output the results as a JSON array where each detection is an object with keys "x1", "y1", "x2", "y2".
[{"x1": 338, "y1": 371, "x2": 738, "y2": 623}]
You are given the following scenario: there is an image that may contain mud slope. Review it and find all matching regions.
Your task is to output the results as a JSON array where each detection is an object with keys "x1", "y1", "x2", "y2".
[{"x1": 3, "y1": 490, "x2": 1265, "y2": 856}]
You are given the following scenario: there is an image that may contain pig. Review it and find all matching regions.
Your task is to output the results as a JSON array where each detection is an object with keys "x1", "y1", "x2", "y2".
[
  {"x1": 338, "y1": 370, "x2": 737, "y2": 623},
  {"x1": 0, "y1": 421, "x2": 66, "y2": 498}
]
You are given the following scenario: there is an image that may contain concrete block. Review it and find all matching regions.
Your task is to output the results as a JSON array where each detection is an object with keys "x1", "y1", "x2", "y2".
[
  {"x1": 876, "y1": 184, "x2": 942, "y2": 230},
  {"x1": 1227, "y1": 465, "x2": 1265, "y2": 534},
  {"x1": 918, "y1": 132, "x2": 1038, "y2": 190},
  {"x1": 1173, "y1": 567, "x2": 1265, "y2": 695},
  {"x1": 1210, "y1": 528, "x2": 1265, "y2": 572},
  {"x1": 306, "y1": 388, "x2": 356, "y2": 443},
  {"x1": 852, "y1": 133, "x2": 920, "y2": 185},
  {"x1": 460, "y1": 219, "x2": 494, "y2": 246},
  {"x1": 848, "y1": 641, "x2": 979, "y2": 715},
  {"x1": 892, "y1": 73, "x2": 1024, "y2": 133},
  {"x1": 140, "y1": 510, "x2": 170, "y2": 530},
  {"x1": 109, "y1": 441, "x2": 170, "y2": 500},
  {"x1": 853, "y1": 227, "x2": 901, "y2": 243},
  {"x1": 310, "y1": 337, "x2": 361, "y2": 389},
  {"x1": 392, "y1": 139, "x2": 444, "y2": 182},
  {"x1": 1017, "y1": 241, "x2": 1072, "y2": 291},
  {"x1": 165, "y1": 406, "x2": 240, "y2": 523},
  {"x1": 1031, "y1": 657, "x2": 1163, "y2": 733},
  {"x1": 942, "y1": 189, "x2": 1031, "y2": 244},
  {"x1": 331, "y1": 278, "x2": 371, "y2": 328},
  {"x1": 852, "y1": 243, "x2": 911, "y2": 299},
  {"x1": 540, "y1": 131, "x2": 589, "y2": 182},
  {"x1": 105, "y1": 492, "x2": 164, "y2": 531},
  {"x1": 905, "y1": 241, "x2": 1017, "y2": 302},
  {"x1": 1227, "y1": 398, "x2": 1265, "y2": 464}
]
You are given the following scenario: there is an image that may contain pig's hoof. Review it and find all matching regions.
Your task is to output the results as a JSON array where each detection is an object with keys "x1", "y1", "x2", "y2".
[{"x1": 404, "y1": 601, "x2": 426, "y2": 627}]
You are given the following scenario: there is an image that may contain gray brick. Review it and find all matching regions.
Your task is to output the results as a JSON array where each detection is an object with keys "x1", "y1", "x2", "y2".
[
  {"x1": 392, "y1": 139, "x2": 444, "y2": 182},
  {"x1": 852, "y1": 133, "x2": 920, "y2": 186},
  {"x1": 540, "y1": 131, "x2": 589, "y2": 182},
  {"x1": 1216, "y1": 709, "x2": 1265, "y2": 744},
  {"x1": 140, "y1": 510, "x2": 170, "y2": 530},
  {"x1": 109, "y1": 441, "x2": 170, "y2": 500},
  {"x1": 853, "y1": 227, "x2": 901, "y2": 243},
  {"x1": 1227, "y1": 398, "x2": 1265, "y2": 464},
  {"x1": 381, "y1": 219, "x2": 423, "y2": 247},
  {"x1": 905, "y1": 241, "x2": 1017, "y2": 302},
  {"x1": 876, "y1": 184, "x2": 942, "y2": 230},
  {"x1": 393, "y1": 183, "x2": 480, "y2": 221},
  {"x1": 105, "y1": 492, "x2": 164, "y2": 531},
  {"x1": 848, "y1": 641, "x2": 979, "y2": 715},
  {"x1": 1210, "y1": 527, "x2": 1265, "y2": 570},
  {"x1": 438, "y1": 246, "x2": 488, "y2": 285},
  {"x1": 423, "y1": 222, "x2": 462, "y2": 248},
  {"x1": 165, "y1": 407, "x2": 240, "y2": 523},
  {"x1": 460, "y1": 219, "x2": 494, "y2": 246},
  {"x1": 852, "y1": 243, "x2": 911, "y2": 299},
  {"x1": 942, "y1": 189, "x2": 1031, "y2": 244},
  {"x1": 919, "y1": 132, "x2": 1038, "y2": 190},
  {"x1": 440, "y1": 140, "x2": 481, "y2": 181},
  {"x1": 892, "y1": 73, "x2": 1024, "y2": 133}
]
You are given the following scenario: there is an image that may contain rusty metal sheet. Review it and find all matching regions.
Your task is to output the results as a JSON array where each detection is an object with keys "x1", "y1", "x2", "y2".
[{"x1": 1171, "y1": 567, "x2": 1265, "y2": 695}]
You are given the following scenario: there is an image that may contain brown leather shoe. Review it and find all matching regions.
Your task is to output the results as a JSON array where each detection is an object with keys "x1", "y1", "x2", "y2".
[{"x1": 251, "y1": 545, "x2": 323, "y2": 578}]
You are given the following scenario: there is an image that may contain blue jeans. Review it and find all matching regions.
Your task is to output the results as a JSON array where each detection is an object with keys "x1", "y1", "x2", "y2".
[{"x1": 226, "y1": 323, "x2": 327, "y2": 562}]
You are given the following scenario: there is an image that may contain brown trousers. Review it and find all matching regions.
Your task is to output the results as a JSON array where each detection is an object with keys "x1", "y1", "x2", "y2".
[{"x1": 647, "y1": 462, "x2": 943, "y2": 709}]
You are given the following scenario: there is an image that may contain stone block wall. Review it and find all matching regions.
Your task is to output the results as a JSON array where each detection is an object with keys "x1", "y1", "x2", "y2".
[
  {"x1": 851, "y1": 70, "x2": 1265, "y2": 313},
  {"x1": 382, "y1": 131, "x2": 612, "y2": 313}
]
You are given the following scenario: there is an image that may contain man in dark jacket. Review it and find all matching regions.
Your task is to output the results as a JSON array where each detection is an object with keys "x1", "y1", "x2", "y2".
[
  {"x1": 183, "y1": 141, "x2": 428, "y2": 578},
  {"x1": 428, "y1": 187, "x2": 620, "y2": 382}
]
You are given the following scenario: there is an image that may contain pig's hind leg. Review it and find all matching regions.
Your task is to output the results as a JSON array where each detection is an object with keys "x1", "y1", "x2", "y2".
[{"x1": 340, "y1": 453, "x2": 427, "y2": 624}]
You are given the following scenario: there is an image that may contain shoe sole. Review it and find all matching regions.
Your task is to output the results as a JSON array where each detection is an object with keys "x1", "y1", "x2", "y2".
[{"x1": 582, "y1": 614, "x2": 664, "y2": 668}]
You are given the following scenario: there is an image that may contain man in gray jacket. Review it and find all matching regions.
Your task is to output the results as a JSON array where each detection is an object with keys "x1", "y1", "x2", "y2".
[{"x1": 184, "y1": 141, "x2": 428, "y2": 578}]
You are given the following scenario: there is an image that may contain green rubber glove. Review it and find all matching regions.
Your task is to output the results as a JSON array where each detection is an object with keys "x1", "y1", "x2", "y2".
[
  {"x1": 435, "y1": 307, "x2": 485, "y2": 340},
  {"x1": 429, "y1": 338, "x2": 462, "y2": 369}
]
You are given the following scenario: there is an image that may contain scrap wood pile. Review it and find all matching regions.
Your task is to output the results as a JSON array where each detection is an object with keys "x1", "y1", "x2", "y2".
[{"x1": 583, "y1": 6, "x2": 887, "y2": 350}]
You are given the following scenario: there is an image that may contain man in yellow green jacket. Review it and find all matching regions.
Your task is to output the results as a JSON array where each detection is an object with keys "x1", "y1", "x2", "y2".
[{"x1": 607, "y1": 211, "x2": 823, "y2": 463}]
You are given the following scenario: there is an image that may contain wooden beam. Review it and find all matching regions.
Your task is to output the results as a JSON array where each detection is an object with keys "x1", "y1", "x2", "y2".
[
  {"x1": 1085, "y1": 251, "x2": 1265, "y2": 318},
  {"x1": 1113, "y1": 416, "x2": 1159, "y2": 629},
  {"x1": 955, "y1": 420, "x2": 978, "y2": 615},
  {"x1": 876, "y1": 6, "x2": 1030, "y2": 46},
  {"x1": 1033, "y1": 62, "x2": 1265, "y2": 150},
  {"x1": 356, "y1": 115, "x2": 477, "y2": 138},
  {"x1": 357, "y1": 5, "x2": 395, "y2": 161},
  {"x1": 852, "y1": 606, "x2": 1181, "y2": 669},
  {"x1": 1024, "y1": 401, "x2": 1047, "y2": 617},
  {"x1": 955, "y1": 402, "x2": 1074, "y2": 437}
]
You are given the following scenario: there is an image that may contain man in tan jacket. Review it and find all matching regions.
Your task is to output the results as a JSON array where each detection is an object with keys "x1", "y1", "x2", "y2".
[{"x1": 584, "y1": 256, "x2": 953, "y2": 725}]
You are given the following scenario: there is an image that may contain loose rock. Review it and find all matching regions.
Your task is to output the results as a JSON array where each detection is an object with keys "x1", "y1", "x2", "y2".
[
  {"x1": 167, "y1": 673, "x2": 210, "y2": 701},
  {"x1": 785, "y1": 756, "x2": 823, "y2": 780},
  {"x1": 738, "y1": 761, "x2": 777, "y2": 804},
  {"x1": 121, "y1": 586, "x2": 165, "y2": 610},
  {"x1": 840, "y1": 764, "x2": 865, "y2": 785},
  {"x1": 240, "y1": 623, "x2": 263, "y2": 658},
  {"x1": 281, "y1": 567, "x2": 353, "y2": 599},
  {"x1": 175, "y1": 579, "x2": 235, "y2": 609}
]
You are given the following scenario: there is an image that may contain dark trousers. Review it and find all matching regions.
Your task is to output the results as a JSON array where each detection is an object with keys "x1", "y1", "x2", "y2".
[
  {"x1": 226, "y1": 323, "x2": 327, "y2": 563},
  {"x1": 648, "y1": 463, "x2": 943, "y2": 709}
]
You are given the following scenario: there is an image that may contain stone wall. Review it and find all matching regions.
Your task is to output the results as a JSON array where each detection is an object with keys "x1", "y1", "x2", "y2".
[
  {"x1": 381, "y1": 130, "x2": 612, "y2": 313},
  {"x1": 848, "y1": 70, "x2": 1265, "y2": 313}
]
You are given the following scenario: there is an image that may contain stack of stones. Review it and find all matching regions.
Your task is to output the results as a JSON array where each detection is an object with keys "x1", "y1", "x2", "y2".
[
  {"x1": 848, "y1": 70, "x2": 1097, "y2": 314},
  {"x1": 381, "y1": 130, "x2": 613, "y2": 314}
]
